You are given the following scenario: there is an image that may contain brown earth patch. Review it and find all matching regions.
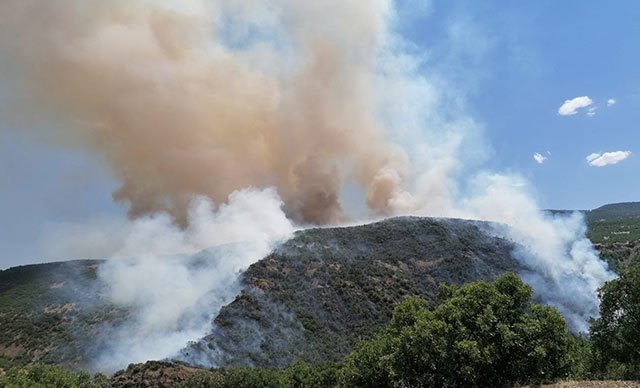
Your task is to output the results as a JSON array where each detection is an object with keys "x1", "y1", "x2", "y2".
[{"x1": 0, "y1": 343, "x2": 26, "y2": 358}]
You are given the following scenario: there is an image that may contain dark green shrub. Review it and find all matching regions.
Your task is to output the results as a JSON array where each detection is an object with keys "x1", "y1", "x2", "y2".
[{"x1": 338, "y1": 273, "x2": 572, "y2": 387}]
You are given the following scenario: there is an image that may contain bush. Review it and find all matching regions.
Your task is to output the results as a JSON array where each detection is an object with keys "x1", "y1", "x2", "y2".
[
  {"x1": 590, "y1": 265, "x2": 640, "y2": 379},
  {"x1": 338, "y1": 273, "x2": 572, "y2": 387},
  {"x1": 175, "y1": 371, "x2": 225, "y2": 388},
  {"x1": 0, "y1": 364, "x2": 109, "y2": 388}
]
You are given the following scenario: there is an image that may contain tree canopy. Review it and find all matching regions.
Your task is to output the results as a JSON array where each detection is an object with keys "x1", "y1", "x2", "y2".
[
  {"x1": 340, "y1": 273, "x2": 572, "y2": 387},
  {"x1": 590, "y1": 265, "x2": 640, "y2": 379}
]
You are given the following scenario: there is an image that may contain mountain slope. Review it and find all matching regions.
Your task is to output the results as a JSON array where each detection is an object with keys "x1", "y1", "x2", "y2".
[
  {"x1": 582, "y1": 202, "x2": 640, "y2": 272},
  {"x1": 0, "y1": 260, "x2": 127, "y2": 370},
  {"x1": 177, "y1": 216, "x2": 521, "y2": 368},
  {"x1": 585, "y1": 202, "x2": 640, "y2": 244}
]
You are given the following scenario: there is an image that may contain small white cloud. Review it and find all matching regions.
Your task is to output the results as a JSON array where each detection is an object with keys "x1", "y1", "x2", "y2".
[
  {"x1": 558, "y1": 96, "x2": 593, "y2": 115},
  {"x1": 586, "y1": 151, "x2": 631, "y2": 167},
  {"x1": 533, "y1": 152, "x2": 547, "y2": 164},
  {"x1": 607, "y1": 98, "x2": 616, "y2": 106},
  {"x1": 587, "y1": 106, "x2": 597, "y2": 117}
]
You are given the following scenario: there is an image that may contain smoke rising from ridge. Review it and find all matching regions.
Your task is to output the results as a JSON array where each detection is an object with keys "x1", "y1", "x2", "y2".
[
  {"x1": 456, "y1": 174, "x2": 614, "y2": 332},
  {"x1": 90, "y1": 188, "x2": 293, "y2": 371},
  {"x1": 0, "y1": 0, "x2": 616, "y2": 370},
  {"x1": 0, "y1": 0, "x2": 414, "y2": 225}
]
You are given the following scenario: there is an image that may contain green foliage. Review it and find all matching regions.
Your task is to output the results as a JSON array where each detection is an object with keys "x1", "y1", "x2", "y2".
[
  {"x1": 175, "y1": 371, "x2": 224, "y2": 388},
  {"x1": 174, "y1": 371, "x2": 225, "y2": 388},
  {"x1": 339, "y1": 273, "x2": 572, "y2": 387},
  {"x1": 0, "y1": 364, "x2": 109, "y2": 388},
  {"x1": 590, "y1": 265, "x2": 640, "y2": 379},
  {"x1": 587, "y1": 218, "x2": 640, "y2": 244},
  {"x1": 285, "y1": 362, "x2": 338, "y2": 388},
  {"x1": 221, "y1": 368, "x2": 290, "y2": 388},
  {"x1": 565, "y1": 334, "x2": 594, "y2": 380},
  {"x1": 176, "y1": 363, "x2": 338, "y2": 388},
  {"x1": 339, "y1": 334, "x2": 395, "y2": 387}
]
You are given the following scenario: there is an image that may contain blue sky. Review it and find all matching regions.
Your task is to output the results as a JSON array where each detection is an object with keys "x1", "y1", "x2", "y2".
[
  {"x1": 402, "y1": 0, "x2": 640, "y2": 209},
  {"x1": 1, "y1": 1, "x2": 639, "y2": 267}
]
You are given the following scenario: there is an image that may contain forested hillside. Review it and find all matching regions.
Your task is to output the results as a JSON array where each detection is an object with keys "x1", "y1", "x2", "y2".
[
  {"x1": 178, "y1": 217, "x2": 521, "y2": 368},
  {"x1": 1, "y1": 205, "x2": 640, "y2": 386}
]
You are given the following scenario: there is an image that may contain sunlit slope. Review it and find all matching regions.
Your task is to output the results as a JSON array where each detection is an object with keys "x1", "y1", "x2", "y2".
[
  {"x1": 585, "y1": 202, "x2": 640, "y2": 243},
  {"x1": 584, "y1": 202, "x2": 640, "y2": 272}
]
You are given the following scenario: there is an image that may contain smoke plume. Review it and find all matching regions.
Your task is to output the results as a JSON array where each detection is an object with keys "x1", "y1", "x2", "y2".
[
  {"x1": 58, "y1": 188, "x2": 293, "y2": 371},
  {"x1": 0, "y1": 0, "x2": 414, "y2": 225},
  {"x1": 456, "y1": 174, "x2": 615, "y2": 332},
  {"x1": 0, "y1": 0, "x2": 616, "y2": 369}
]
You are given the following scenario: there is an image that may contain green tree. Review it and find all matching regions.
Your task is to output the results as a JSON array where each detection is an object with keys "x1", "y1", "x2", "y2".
[
  {"x1": 339, "y1": 273, "x2": 572, "y2": 387},
  {"x1": 339, "y1": 333, "x2": 395, "y2": 387},
  {"x1": 285, "y1": 361, "x2": 338, "y2": 388},
  {"x1": 220, "y1": 368, "x2": 289, "y2": 388},
  {"x1": 0, "y1": 364, "x2": 109, "y2": 388},
  {"x1": 590, "y1": 265, "x2": 640, "y2": 379}
]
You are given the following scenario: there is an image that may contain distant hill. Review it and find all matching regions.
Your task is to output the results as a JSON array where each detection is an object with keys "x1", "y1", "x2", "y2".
[
  {"x1": 584, "y1": 202, "x2": 640, "y2": 244},
  {"x1": 587, "y1": 202, "x2": 640, "y2": 220}
]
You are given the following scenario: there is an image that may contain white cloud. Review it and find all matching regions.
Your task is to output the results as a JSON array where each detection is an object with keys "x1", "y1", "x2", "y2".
[
  {"x1": 587, "y1": 106, "x2": 597, "y2": 117},
  {"x1": 558, "y1": 96, "x2": 593, "y2": 116},
  {"x1": 533, "y1": 152, "x2": 547, "y2": 164},
  {"x1": 607, "y1": 98, "x2": 616, "y2": 106},
  {"x1": 586, "y1": 151, "x2": 631, "y2": 167}
]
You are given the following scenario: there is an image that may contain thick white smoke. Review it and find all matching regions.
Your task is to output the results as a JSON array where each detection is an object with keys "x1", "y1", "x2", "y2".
[
  {"x1": 455, "y1": 174, "x2": 615, "y2": 331},
  {"x1": 48, "y1": 188, "x2": 294, "y2": 372}
]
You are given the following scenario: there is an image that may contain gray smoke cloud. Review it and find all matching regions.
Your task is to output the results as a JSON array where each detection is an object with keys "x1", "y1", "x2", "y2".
[
  {"x1": 0, "y1": 0, "x2": 615, "y2": 370},
  {"x1": 0, "y1": 0, "x2": 416, "y2": 225}
]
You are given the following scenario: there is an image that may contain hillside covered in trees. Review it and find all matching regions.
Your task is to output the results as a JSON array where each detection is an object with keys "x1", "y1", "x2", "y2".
[
  {"x1": 1, "y1": 205, "x2": 640, "y2": 386},
  {"x1": 2, "y1": 270, "x2": 640, "y2": 387}
]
